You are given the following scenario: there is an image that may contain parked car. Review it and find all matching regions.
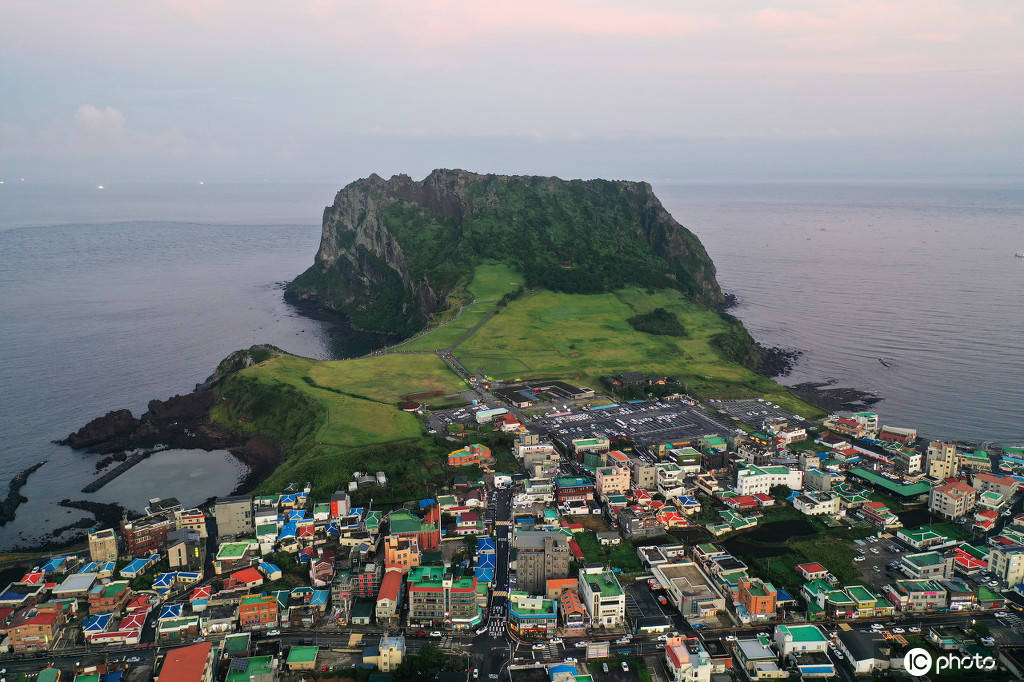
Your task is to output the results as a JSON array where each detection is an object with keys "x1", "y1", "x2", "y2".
[
  {"x1": 533, "y1": 644, "x2": 546, "y2": 650},
  {"x1": 473, "y1": 669, "x2": 480, "y2": 678},
  {"x1": 908, "y1": 626, "x2": 921, "y2": 633},
  {"x1": 853, "y1": 555, "x2": 865, "y2": 562},
  {"x1": 621, "y1": 663, "x2": 629, "y2": 672},
  {"x1": 892, "y1": 627, "x2": 905, "y2": 634},
  {"x1": 602, "y1": 664, "x2": 609, "y2": 673},
  {"x1": 981, "y1": 636, "x2": 996, "y2": 646},
  {"x1": 429, "y1": 631, "x2": 443, "y2": 638},
  {"x1": 265, "y1": 629, "x2": 281, "y2": 637},
  {"x1": 413, "y1": 630, "x2": 427, "y2": 637}
]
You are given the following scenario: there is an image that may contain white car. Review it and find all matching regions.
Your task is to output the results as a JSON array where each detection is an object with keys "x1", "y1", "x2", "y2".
[
  {"x1": 980, "y1": 637, "x2": 995, "y2": 646},
  {"x1": 995, "y1": 611, "x2": 1009, "y2": 618},
  {"x1": 892, "y1": 627, "x2": 905, "y2": 634},
  {"x1": 429, "y1": 630, "x2": 443, "y2": 638},
  {"x1": 564, "y1": 658, "x2": 577, "y2": 664},
  {"x1": 473, "y1": 669, "x2": 480, "y2": 679},
  {"x1": 550, "y1": 637, "x2": 563, "y2": 645},
  {"x1": 621, "y1": 663, "x2": 629, "y2": 672},
  {"x1": 908, "y1": 626, "x2": 921, "y2": 633},
  {"x1": 532, "y1": 644, "x2": 546, "y2": 650},
  {"x1": 265, "y1": 629, "x2": 281, "y2": 637},
  {"x1": 853, "y1": 555, "x2": 866, "y2": 562},
  {"x1": 871, "y1": 623, "x2": 884, "y2": 630}
]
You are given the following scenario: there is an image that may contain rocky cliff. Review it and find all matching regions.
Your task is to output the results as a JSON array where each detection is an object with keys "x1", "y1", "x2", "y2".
[{"x1": 286, "y1": 169, "x2": 725, "y2": 336}]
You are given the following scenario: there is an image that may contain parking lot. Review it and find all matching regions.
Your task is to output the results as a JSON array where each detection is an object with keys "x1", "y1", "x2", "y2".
[
  {"x1": 532, "y1": 401, "x2": 733, "y2": 449},
  {"x1": 850, "y1": 533, "x2": 906, "y2": 588},
  {"x1": 711, "y1": 398, "x2": 809, "y2": 427}
]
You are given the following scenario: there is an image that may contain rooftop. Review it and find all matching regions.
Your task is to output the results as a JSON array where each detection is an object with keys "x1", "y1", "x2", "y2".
[
  {"x1": 287, "y1": 645, "x2": 319, "y2": 664},
  {"x1": 776, "y1": 624, "x2": 827, "y2": 643}
]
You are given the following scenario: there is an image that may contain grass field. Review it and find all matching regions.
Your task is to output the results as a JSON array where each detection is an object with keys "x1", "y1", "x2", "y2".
[
  {"x1": 455, "y1": 287, "x2": 820, "y2": 415},
  {"x1": 574, "y1": 531, "x2": 645, "y2": 575},
  {"x1": 396, "y1": 261, "x2": 523, "y2": 352}
]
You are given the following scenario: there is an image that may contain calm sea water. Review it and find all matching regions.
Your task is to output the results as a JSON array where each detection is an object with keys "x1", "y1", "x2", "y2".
[
  {"x1": 657, "y1": 180, "x2": 1024, "y2": 445},
  {"x1": 1, "y1": 179, "x2": 1021, "y2": 547}
]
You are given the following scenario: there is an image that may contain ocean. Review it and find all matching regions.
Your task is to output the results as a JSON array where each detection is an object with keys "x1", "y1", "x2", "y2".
[{"x1": 1, "y1": 179, "x2": 1022, "y2": 548}]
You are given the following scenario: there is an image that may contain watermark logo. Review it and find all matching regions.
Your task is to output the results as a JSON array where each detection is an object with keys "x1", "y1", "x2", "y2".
[
  {"x1": 904, "y1": 647, "x2": 996, "y2": 675},
  {"x1": 905, "y1": 648, "x2": 932, "y2": 675}
]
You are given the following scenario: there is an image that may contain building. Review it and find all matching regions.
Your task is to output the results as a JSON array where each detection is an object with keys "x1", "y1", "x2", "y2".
[
  {"x1": 836, "y1": 630, "x2": 893, "y2": 675},
  {"x1": 774, "y1": 624, "x2": 828, "y2": 658},
  {"x1": 655, "y1": 463, "x2": 684, "y2": 497},
  {"x1": 8, "y1": 609, "x2": 61, "y2": 653},
  {"x1": 629, "y1": 457, "x2": 658, "y2": 490},
  {"x1": 238, "y1": 594, "x2": 279, "y2": 631},
  {"x1": 507, "y1": 592, "x2": 557, "y2": 638},
  {"x1": 926, "y1": 441, "x2": 959, "y2": 480},
  {"x1": 157, "y1": 641, "x2": 215, "y2": 682},
  {"x1": 88, "y1": 528, "x2": 118, "y2": 562},
  {"x1": 214, "y1": 496, "x2": 254, "y2": 538},
  {"x1": 88, "y1": 581, "x2": 131, "y2": 614},
  {"x1": 733, "y1": 637, "x2": 783, "y2": 679},
  {"x1": 738, "y1": 579, "x2": 777, "y2": 620},
  {"x1": 377, "y1": 634, "x2": 406, "y2": 672},
  {"x1": 384, "y1": 535, "x2": 421, "y2": 572},
  {"x1": 175, "y1": 508, "x2": 208, "y2": 538},
  {"x1": 555, "y1": 477, "x2": 595, "y2": 504},
  {"x1": 120, "y1": 512, "x2": 176, "y2": 556},
  {"x1": 572, "y1": 437, "x2": 609, "y2": 470},
  {"x1": 389, "y1": 510, "x2": 440, "y2": 552},
  {"x1": 793, "y1": 491, "x2": 841, "y2": 516},
  {"x1": 928, "y1": 480, "x2": 977, "y2": 520},
  {"x1": 899, "y1": 551, "x2": 953, "y2": 580},
  {"x1": 883, "y1": 580, "x2": 947, "y2": 612},
  {"x1": 557, "y1": 589, "x2": 588, "y2": 634},
  {"x1": 577, "y1": 566, "x2": 625, "y2": 628},
  {"x1": 287, "y1": 646, "x2": 319, "y2": 671},
  {"x1": 167, "y1": 529, "x2": 203, "y2": 571},
  {"x1": 987, "y1": 544, "x2": 1024, "y2": 587},
  {"x1": 664, "y1": 636, "x2": 712, "y2": 682},
  {"x1": 973, "y1": 473, "x2": 1020, "y2": 500},
  {"x1": 651, "y1": 562, "x2": 725, "y2": 620},
  {"x1": 376, "y1": 570, "x2": 404, "y2": 625},
  {"x1": 594, "y1": 466, "x2": 630, "y2": 498},
  {"x1": 331, "y1": 490, "x2": 350, "y2": 518},
  {"x1": 734, "y1": 465, "x2": 803, "y2": 496},
  {"x1": 406, "y1": 566, "x2": 481, "y2": 629},
  {"x1": 448, "y1": 443, "x2": 492, "y2": 468},
  {"x1": 515, "y1": 531, "x2": 572, "y2": 594}
]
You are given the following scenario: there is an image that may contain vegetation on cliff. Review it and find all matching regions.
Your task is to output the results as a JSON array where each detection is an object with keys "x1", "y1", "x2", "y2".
[{"x1": 286, "y1": 170, "x2": 724, "y2": 336}]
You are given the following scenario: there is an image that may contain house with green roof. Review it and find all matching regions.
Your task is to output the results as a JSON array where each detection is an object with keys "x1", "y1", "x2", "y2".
[
  {"x1": 897, "y1": 526, "x2": 952, "y2": 550},
  {"x1": 226, "y1": 656, "x2": 275, "y2": 682},
  {"x1": 287, "y1": 645, "x2": 319, "y2": 671},
  {"x1": 774, "y1": 624, "x2": 828, "y2": 657},
  {"x1": 899, "y1": 551, "x2": 953, "y2": 580},
  {"x1": 508, "y1": 591, "x2": 557, "y2": 637}
]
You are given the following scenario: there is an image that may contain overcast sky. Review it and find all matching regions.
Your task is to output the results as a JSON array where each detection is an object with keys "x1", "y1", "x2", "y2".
[{"x1": 2, "y1": 1, "x2": 1022, "y2": 182}]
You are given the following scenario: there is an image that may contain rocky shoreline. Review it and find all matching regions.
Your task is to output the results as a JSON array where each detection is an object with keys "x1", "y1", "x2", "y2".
[
  {"x1": 788, "y1": 379, "x2": 882, "y2": 412},
  {"x1": 0, "y1": 461, "x2": 47, "y2": 527}
]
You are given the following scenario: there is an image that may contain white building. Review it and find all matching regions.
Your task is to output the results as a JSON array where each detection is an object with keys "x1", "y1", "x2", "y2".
[
  {"x1": 793, "y1": 491, "x2": 841, "y2": 516},
  {"x1": 664, "y1": 636, "x2": 712, "y2": 682},
  {"x1": 774, "y1": 624, "x2": 829, "y2": 658},
  {"x1": 735, "y1": 466, "x2": 803, "y2": 496},
  {"x1": 577, "y1": 566, "x2": 626, "y2": 628}
]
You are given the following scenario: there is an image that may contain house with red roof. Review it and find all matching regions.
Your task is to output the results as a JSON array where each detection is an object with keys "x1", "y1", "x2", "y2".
[
  {"x1": 568, "y1": 540, "x2": 584, "y2": 561},
  {"x1": 796, "y1": 563, "x2": 830, "y2": 581},
  {"x1": 156, "y1": 641, "x2": 215, "y2": 682},
  {"x1": 8, "y1": 608, "x2": 62, "y2": 652},
  {"x1": 375, "y1": 569, "x2": 405, "y2": 625},
  {"x1": 224, "y1": 567, "x2": 264, "y2": 593},
  {"x1": 725, "y1": 495, "x2": 760, "y2": 511}
]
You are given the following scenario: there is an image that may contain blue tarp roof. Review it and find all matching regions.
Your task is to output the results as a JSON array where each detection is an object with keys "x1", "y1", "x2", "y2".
[
  {"x1": 153, "y1": 573, "x2": 177, "y2": 589},
  {"x1": 103, "y1": 673, "x2": 123, "y2": 682},
  {"x1": 41, "y1": 557, "x2": 68, "y2": 573},
  {"x1": 159, "y1": 603, "x2": 182, "y2": 619},
  {"x1": 177, "y1": 571, "x2": 200, "y2": 581},
  {"x1": 476, "y1": 537, "x2": 496, "y2": 552},
  {"x1": 278, "y1": 520, "x2": 297, "y2": 538},
  {"x1": 476, "y1": 553, "x2": 496, "y2": 569},
  {"x1": 419, "y1": 498, "x2": 436, "y2": 508},
  {"x1": 777, "y1": 588, "x2": 796, "y2": 604},
  {"x1": 325, "y1": 523, "x2": 340, "y2": 537},
  {"x1": 287, "y1": 509, "x2": 306, "y2": 520},
  {"x1": 260, "y1": 562, "x2": 281, "y2": 575},
  {"x1": 120, "y1": 555, "x2": 160, "y2": 576},
  {"x1": 474, "y1": 567, "x2": 494, "y2": 583},
  {"x1": 83, "y1": 613, "x2": 112, "y2": 632},
  {"x1": 77, "y1": 562, "x2": 100, "y2": 574},
  {"x1": 786, "y1": 491, "x2": 801, "y2": 502},
  {"x1": 311, "y1": 590, "x2": 329, "y2": 605}
]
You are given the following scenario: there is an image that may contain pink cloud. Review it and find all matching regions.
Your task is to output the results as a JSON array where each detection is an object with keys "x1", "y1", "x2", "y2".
[{"x1": 913, "y1": 32, "x2": 960, "y2": 42}]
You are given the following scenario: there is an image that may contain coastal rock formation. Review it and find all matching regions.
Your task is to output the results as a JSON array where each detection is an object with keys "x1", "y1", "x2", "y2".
[
  {"x1": 286, "y1": 169, "x2": 725, "y2": 335},
  {"x1": 59, "y1": 409, "x2": 136, "y2": 450}
]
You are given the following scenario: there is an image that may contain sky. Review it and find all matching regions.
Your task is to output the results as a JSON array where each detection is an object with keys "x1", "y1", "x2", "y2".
[{"x1": 2, "y1": 0, "x2": 1023, "y2": 182}]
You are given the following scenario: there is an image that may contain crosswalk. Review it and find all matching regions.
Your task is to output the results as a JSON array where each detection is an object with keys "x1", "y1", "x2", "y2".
[
  {"x1": 534, "y1": 641, "x2": 561, "y2": 659},
  {"x1": 492, "y1": 590, "x2": 508, "y2": 597}
]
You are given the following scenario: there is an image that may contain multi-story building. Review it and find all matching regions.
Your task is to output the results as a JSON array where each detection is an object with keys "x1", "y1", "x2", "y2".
[
  {"x1": 803, "y1": 468, "x2": 840, "y2": 492},
  {"x1": 651, "y1": 561, "x2": 726, "y2": 620},
  {"x1": 655, "y1": 463, "x2": 684, "y2": 497},
  {"x1": 88, "y1": 528, "x2": 118, "y2": 562},
  {"x1": 899, "y1": 552, "x2": 953, "y2": 580},
  {"x1": 237, "y1": 594, "x2": 279, "y2": 630},
  {"x1": 214, "y1": 495, "x2": 254, "y2": 538},
  {"x1": 175, "y1": 508, "x2": 207, "y2": 538},
  {"x1": 667, "y1": 447, "x2": 703, "y2": 475},
  {"x1": 518, "y1": 434, "x2": 558, "y2": 474},
  {"x1": 507, "y1": 592, "x2": 557, "y2": 638},
  {"x1": 331, "y1": 572, "x2": 353, "y2": 625},
  {"x1": 572, "y1": 437, "x2": 609, "y2": 470},
  {"x1": 891, "y1": 449, "x2": 922, "y2": 475},
  {"x1": 594, "y1": 466, "x2": 630, "y2": 498},
  {"x1": 515, "y1": 531, "x2": 571, "y2": 594},
  {"x1": 389, "y1": 510, "x2": 440, "y2": 552},
  {"x1": 793, "y1": 491, "x2": 841, "y2": 516},
  {"x1": 928, "y1": 480, "x2": 976, "y2": 520},
  {"x1": 166, "y1": 529, "x2": 203, "y2": 571},
  {"x1": 578, "y1": 566, "x2": 625, "y2": 628},
  {"x1": 377, "y1": 635, "x2": 406, "y2": 672},
  {"x1": 376, "y1": 570, "x2": 405, "y2": 625},
  {"x1": 555, "y1": 477, "x2": 594, "y2": 505},
  {"x1": 120, "y1": 512, "x2": 176, "y2": 556},
  {"x1": 558, "y1": 590, "x2": 588, "y2": 634},
  {"x1": 629, "y1": 456, "x2": 658, "y2": 490},
  {"x1": 155, "y1": 640, "x2": 215, "y2": 682},
  {"x1": 384, "y1": 535, "x2": 421, "y2": 572},
  {"x1": 973, "y1": 473, "x2": 1019, "y2": 500},
  {"x1": 883, "y1": 580, "x2": 947, "y2": 612},
  {"x1": 406, "y1": 566, "x2": 481, "y2": 629},
  {"x1": 774, "y1": 624, "x2": 829, "y2": 658},
  {"x1": 734, "y1": 465, "x2": 803, "y2": 496},
  {"x1": 664, "y1": 636, "x2": 713, "y2": 682},
  {"x1": 738, "y1": 579, "x2": 777, "y2": 620},
  {"x1": 88, "y1": 581, "x2": 131, "y2": 614},
  {"x1": 987, "y1": 544, "x2": 1024, "y2": 587},
  {"x1": 926, "y1": 441, "x2": 959, "y2": 480},
  {"x1": 352, "y1": 563, "x2": 382, "y2": 599},
  {"x1": 7, "y1": 608, "x2": 62, "y2": 653}
]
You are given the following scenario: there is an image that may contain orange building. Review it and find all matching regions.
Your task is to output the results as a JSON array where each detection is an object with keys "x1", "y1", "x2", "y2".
[
  {"x1": 384, "y1": 535, "x2": 421, "y2": 573},
  {"x1": 157, "y1": 641, "x2": 215, "y2": 682},
  {"x1": 8, "y1": 609, "x2": 62, "y2": 652},
  {"x1": 738, "y1": 578, "x2": 777, "y2": 618},
  {"x1": 237, "y1": 594, "x2": 278, "y2": 631},
  {"x1": 447, "y1": 443, "x2": 493, "y2": 467}
]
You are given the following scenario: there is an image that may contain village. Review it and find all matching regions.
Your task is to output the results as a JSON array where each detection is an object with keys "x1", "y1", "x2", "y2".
[{"x1": 1, "y1": 377, "x2": 1023, "y2": 682}]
